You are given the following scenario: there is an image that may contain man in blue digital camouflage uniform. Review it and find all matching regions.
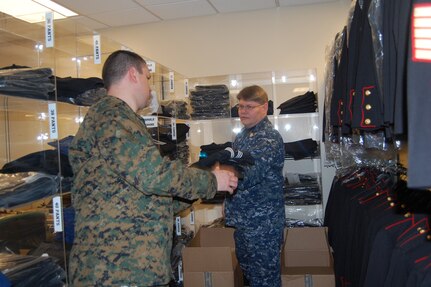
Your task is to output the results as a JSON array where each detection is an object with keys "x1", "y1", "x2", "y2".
[
  {"x1": 68, "y1": 50, "x2": 238, "y2": 286},
  {"x1": 224, "y1": 85, "x2": 285, "y2": 287}
]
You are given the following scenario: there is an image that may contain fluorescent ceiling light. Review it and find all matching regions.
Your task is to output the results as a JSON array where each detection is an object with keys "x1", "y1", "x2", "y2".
[{"x1": 0, "y1": 0, "x2": 77, "y2": 23}]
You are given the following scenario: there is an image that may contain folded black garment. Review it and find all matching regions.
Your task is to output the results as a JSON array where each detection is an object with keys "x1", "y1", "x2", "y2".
[
  {"x1": 194, "y1": 84, "x2": 229, "y2": 94},
  {"x1": 231, "y1": 100, "x2": 274, "y2": 117},
  {"x1": 284, "y1": 138, "x2": 318, "y2": 160},
  {"x1": 0, "y1": 150, "x2": 73, "y2": 177},
  {"x1": 277, "y1": 91, "x2": 317, "y2": 114},
  {"x1": 200, "y1": 142, "x2": 232, "y2": 156},
  {"x1": 50, "y1": 76, "x2": 104, "y2": 100}
]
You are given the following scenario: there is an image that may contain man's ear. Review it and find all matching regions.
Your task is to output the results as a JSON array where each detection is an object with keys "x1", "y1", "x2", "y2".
[{"x1": 128, "y1": 67, "x2": 139, "y2": 83}]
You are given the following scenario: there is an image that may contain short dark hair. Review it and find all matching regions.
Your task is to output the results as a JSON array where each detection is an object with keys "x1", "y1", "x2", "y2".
[
  {"x1": 102, "y1": 50, "x2": 147, "y2": 89},
  {"x1": 236, "y1": 85, "x2": 268, "y2": 104}
]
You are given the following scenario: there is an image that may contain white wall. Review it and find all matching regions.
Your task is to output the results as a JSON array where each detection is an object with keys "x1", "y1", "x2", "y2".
[{"x1": 101, "y1": 0, "x2": 352, "y2": 209}]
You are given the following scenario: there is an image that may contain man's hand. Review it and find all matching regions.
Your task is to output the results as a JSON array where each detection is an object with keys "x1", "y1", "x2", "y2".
[{"x1": 211, "y1": 165, "x2": 238, "y2": 194}]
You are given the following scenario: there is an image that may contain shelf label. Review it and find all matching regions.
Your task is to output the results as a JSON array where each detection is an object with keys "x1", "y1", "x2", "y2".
[
  {"x1": 142, "y1": 116, "x2": 158, "y2": 128},
  {"x1": 45, "y1": 12, "x2": 54, "y2": 48},
  {"x1": 52, "y1": 196, "x2": 63, "y2": 232},
  {"x1": 93, "y1": 35, "x2": 101, "y2": 64},
  {"x1": 184, "y1": 79, "x2": 189, "y2": 97},
  {"x1": 169, "y1": 71, "x2": 175, "y2": 93},
  {"x1": 175, "y1": 216, "x2": 181, "y2": 236},
  {"x1": 48, "y1": 103, "x2": 58, "y2": 140},
  {"x1": 171, "y1": 118, "x2": 177, "y2": 140},
  {"x1": 147, "y1": 61, "x2": 156, "y2": 73},
  {"x1": 178, "y1": 260, "x2": 183, "y2": 281}
]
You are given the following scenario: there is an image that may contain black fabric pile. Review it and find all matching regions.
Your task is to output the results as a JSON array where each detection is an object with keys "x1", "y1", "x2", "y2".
[
  {"x1": 284, "y1": 138, "x2": 319, "y2": 160},
  {"x1": 189, "y1": 85, "x2": 230, "y2": 119},
  {"x1": 0, "y1": 67, "x2": 55, "y2": 100},
  {"x1": 277, "y1": 91, "x2": 317, "y2": 114},
  {"x1": 50, "y1": 76, "x2": 106, "y2": 106},
  {"x1": 0, "y1": 253, "x2": 66, "y2": 286},
  {"x1": 283, "y1": 173, "x2": 321, "y2": 205}
]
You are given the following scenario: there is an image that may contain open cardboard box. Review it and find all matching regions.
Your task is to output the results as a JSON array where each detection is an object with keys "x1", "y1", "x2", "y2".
[
  {"x1": 182, "y1": 227, "x2": 243, "y2": 287},
  {"x1": 282, "y1": 227, "x2": 335, "y2": 287}
]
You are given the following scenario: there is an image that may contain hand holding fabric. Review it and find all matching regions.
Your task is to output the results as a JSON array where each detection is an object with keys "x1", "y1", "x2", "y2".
[{"x1": 211, "y1": 166, "x2": 238, "y2": 194}]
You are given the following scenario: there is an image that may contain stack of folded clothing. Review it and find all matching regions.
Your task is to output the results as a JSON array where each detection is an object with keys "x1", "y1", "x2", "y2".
[
  {"x1": 277, "y1": 91, "x2": 317, "y2": 114},
  {"x1": 0, "y1": 66, "x2": 54, "y2": 100},
  {"x1": 189, "y1": 85, "x2": 230, "y2": 119},
  {"x1": 284, "y1": 138, "x2": 319, "y2": 160},
  {"x1": 283, "y1": 173, "x2": 322, "y2": 205},
  {"x1": 50, "y1": 76, "x2": 106, "y2": 106}
]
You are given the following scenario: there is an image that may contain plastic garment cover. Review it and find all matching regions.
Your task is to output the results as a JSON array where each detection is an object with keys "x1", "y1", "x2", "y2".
[{"x1": 0, "y1": 253, "x2": 66, "y2": 287}]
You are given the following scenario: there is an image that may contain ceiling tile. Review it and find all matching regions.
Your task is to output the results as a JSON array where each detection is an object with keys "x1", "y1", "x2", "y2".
[
  {"x1": 143, "y1": 0, "x2": 216, "y2": 20},
  {"x1": 70, "y1": 16, "x2": 109, "y2": 30},
  {"x1": 53, "y1": 0, "x2": 143, "y2": 15},
  {"x1": 88, "y1": 8, "x2": 160, "y2": 27},
  {"x1": 209, "y1": 0, "x2": 276, "y2": 13}
]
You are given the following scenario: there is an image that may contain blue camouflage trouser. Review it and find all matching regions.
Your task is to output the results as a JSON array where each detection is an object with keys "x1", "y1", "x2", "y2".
[{"x1": 234, "y1": 226, "x2": 284, "y2": 287}]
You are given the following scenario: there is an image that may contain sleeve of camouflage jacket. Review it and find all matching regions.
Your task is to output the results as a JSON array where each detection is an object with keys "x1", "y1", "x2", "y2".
[{"x1": 96, "y1": 108, "x2": 217, "y2": 200}]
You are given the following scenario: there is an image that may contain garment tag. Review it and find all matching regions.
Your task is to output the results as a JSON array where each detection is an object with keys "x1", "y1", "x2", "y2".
[
  {"x1": 142, "y1": 116, "x2": 158, "y2": 128},
  {"x1": 190, "y1": 210, "x2": 195, "y2": 225},
  {"x1": 45, "y1": 12, "x2": 54, "y2": 48},
  {"x1": 178, "y1": 260, "x2": 183, "y2": 281},
  {"x1": 204, "y1": 272, "x2": 213, "y2": 287},
  {"x1": 53, "y1": 196, "x2": 63, "y2": 232},
  {"x1": 169, "y1": 72, "x2": 175, "y2": 93},
  {"x1": 184, "y1": 79, "x2": 189, "y2": 97},
  {"x1": 171, "y1": 118, "x2": 177, "y2": 140},
  {"x1": 93, "y1": 35, "x2": 101, "y2": 64},
  {"x1": 304, "y1": 274, "x2": 313, "y2": 287},
  {"x1": 412, "y1": 4, "x2": 431, "y2": 62},
  {"x1": 175, "y1": 216, "x2": 181, "y2": 236},
  {"x1": 147, "y1": 61, "x2": 156, "y2": 73},
  {"x1": 48, "y1": 103, "x2": 58, "y2": 140}
]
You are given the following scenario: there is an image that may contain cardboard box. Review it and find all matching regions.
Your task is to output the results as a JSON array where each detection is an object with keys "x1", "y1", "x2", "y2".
[
  {"x1": 182, "y1": 227, "x2": 243, "y2": 287},
  {"x1": 281, "y1": 266, "x2": 335, "y2": 287},
  {"x1": 284, "y1": 227, "x2": 332, "y2": 267},
  {"x1": 282, "y1": 227, "x2": 335, "y2": 287}
]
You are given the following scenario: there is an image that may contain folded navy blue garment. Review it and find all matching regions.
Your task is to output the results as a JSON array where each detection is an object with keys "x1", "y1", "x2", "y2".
[
  {"x1": 200, "y1": 142, "x2": 233, "y2": 156},
  {"x1": 278, "y1": 91, "x2": 317, "y2": 114},
  {"x1": 0, "y1": 150, "x2": 73, "y2": 177},
  {"x1": 0, "y1": 173, "x2": 58, "y2": 208},
  {"x1": 284, "y1": 138, "x2": 319, "y2": 160}
]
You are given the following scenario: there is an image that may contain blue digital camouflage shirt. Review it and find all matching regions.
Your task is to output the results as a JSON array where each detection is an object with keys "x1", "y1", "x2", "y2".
[{"x1": 224, "y1": 116, "x2": 285, "y2": 229}]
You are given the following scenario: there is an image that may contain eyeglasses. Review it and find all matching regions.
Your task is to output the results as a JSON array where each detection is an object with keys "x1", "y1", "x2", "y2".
[{"x1": 237, "y1": 103, "x2": 265, "y2": 111}]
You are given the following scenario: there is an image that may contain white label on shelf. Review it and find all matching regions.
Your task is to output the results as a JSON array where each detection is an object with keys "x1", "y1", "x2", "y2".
[
  {"x1": 169, "y1": 72, "x2": 175, "y2": 93},
  {"x1": 190, "y1": 210, "x2": 195, "y2": 225},
  {"x1": 53, "y1": 196, "x2": 63, "y2": 232},
  {"x1": 48, "y1": 103, "x2": 58, "y2": 139},
  {"x1": 147, "y1": 61, "x2": 156, "y2": 73},
  {"x1": 184, "y1": 79, "x2": 189, "y2": 97},
  {"x1": 45, "y1": 12, "x2": 54, "y2": 48},
  {"x1": 178, "y1": 260, "x2": 183, "y2": 281},
  {"x1": 171, "y1": 118, "x2": 177, "y2": 140},
  {"x1": 175, "y1": 216, "x2": 181, "y2": 236},
  {"x1": 142, "y1": 116, "x2": 158, "y2": 128},
  {"x1": 93, "y1": 35, "x2": 101, "y2": 64}
]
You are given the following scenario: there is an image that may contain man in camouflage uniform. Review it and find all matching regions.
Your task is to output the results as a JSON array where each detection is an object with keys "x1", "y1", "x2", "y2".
[
  {"x1": 224, "y1": 85, "x2": 285, "y2": 287},
  {"x1": 68, "y1": 50, "x2": 238, "y2": 286}
]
